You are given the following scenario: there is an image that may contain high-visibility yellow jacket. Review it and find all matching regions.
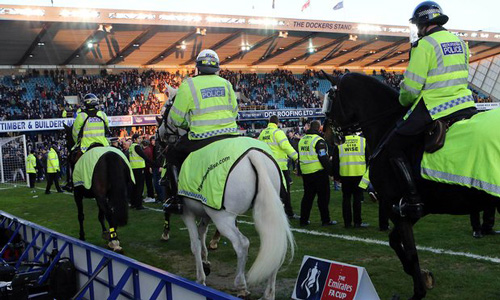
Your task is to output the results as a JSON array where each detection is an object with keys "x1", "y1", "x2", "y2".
[
  {"x1": 258, "y1": 123, "x2": 298, "y2": 170},
  {"x1": 47, "y1": 148, "x2": 60, "y2": 174},
  {"x1": 72, "y1": 110, "x2": 109, "y2": 153},
  {"x1": 338, "y1": 135, "x2": 366, "y2": 177},
  {"x1": 26, "y1": 154, "x2": 36, "y2": 174},
  {"x1": 129, "y1": 143, "x2": 145, "y2": 169},
  {"x1": 298, "y1": 134, "x2": 325, "y2": 175},
  {"x1": 167, "y1": 75, "x2": 239, "y2": 140},
  {"x1": 400, "y1": 28, "x2": 475, "y2": 120},
  {"x1": 358, "y1": 169, "x2": 370, "y2": 190}
]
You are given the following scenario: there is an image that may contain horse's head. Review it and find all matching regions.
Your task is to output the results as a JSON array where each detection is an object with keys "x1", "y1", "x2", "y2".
[
  {"x1": 320, "y1": 70, "x2": 360, "y2": 146},
  {"x1": 157, "y1": 84, "x2": 184, "y2": 148}
]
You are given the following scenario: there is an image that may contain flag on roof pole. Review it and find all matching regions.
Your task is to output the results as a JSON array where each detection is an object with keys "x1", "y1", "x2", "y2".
[
  {"x1": 333, "y1": 0, "x2": 344, "y2": 10},
  {"x1": 302, "y1": 0, "x2": 311, "y2": 11}
]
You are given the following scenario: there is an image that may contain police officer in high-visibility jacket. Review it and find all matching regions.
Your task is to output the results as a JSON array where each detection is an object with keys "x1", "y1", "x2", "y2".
[
  {"x1": 298, "y1": 120, "x2": 337, "y2": 226},
  {"x1": 163, "y1": 49, "x2": 239, "y2": 214},
  {"x1": 334, "y1": 134, "x2": 369, "y2": 228},
  {"x1": 258, "y1": 115, "x2": 299, "y2": 219},
  {"x1": 72, "y1": 93, "x2": 110, "y2": 153},
  {"x1": 387, "y1": 1, "x2": 477, "y2": 218},
  {"x1": 26, "y1": 149, "x2": 37, "y2": 192},
  {"x1": 45, "y1": 145, "x2": 63, "y2": 194}
]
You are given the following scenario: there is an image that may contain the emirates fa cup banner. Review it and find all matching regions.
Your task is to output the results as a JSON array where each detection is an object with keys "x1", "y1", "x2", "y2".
[{"x1": 292, "y1": 255, "x2": 379, "y2": 300}]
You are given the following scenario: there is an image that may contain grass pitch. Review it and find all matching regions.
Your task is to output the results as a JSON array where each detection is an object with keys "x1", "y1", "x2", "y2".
[{"x1": 1, "y1": 176, "x2": 500, "y2": 300}]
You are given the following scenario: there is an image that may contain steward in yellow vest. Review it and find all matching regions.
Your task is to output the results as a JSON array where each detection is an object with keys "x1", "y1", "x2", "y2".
[
  {"x1": 129, "y1": 134, "x2": 155, "y2": 210},
  {"x1": 26, "y1": 150, "x2": 37, "y2": 190},
  {"x1": 72, "y1": 93, "x2": 110, "y2": 153},
  {"x1": 163, "y1": 49, "x2": 239, "y2": 214},
  {"x1": 334, "y1": 134, "x2": 368, "y2": 228},
  {"x1": 45, "y1": 146, "x2": 63, "y2": 194},
  {"x1": 386, "y1": 1, "x2": 477, "y2": 218},
  {"x1": 298, "y1": 120, "x2": 336, "y2": 226},
  {"x1": 258, "y1": 115, "x2": 299, "y2": 218}
]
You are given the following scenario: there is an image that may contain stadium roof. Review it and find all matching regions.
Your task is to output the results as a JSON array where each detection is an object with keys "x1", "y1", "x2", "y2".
[{"x1": 1, "y1": 5, "x2": 500, "y2": 70}]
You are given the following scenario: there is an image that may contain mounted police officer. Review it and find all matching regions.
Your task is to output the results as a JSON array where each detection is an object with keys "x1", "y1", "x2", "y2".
[
  {"x1": 163, "y1": 49, "x2": 239, "y2": 214},
  {"x1": 388, "y1": 1, "x2": 477, "y2": 218},
  {"x1": 72, "y1": 93, "x2": 110, "y2": 153},
  {"x1": 63, "y1": 93, "x2": 110, "y2": 191}
]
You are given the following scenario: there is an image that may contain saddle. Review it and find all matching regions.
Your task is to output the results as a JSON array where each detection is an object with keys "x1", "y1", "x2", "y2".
[{"x1": 424, "y1": 120, "x2": 447, "y2": 153}]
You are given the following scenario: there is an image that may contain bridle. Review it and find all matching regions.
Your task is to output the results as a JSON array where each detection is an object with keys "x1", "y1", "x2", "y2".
[{"x1": 324, "y1": 79, "x2": 401, "y2": 145}]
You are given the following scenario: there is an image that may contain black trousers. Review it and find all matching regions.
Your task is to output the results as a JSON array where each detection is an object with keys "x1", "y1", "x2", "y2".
[
  {"x1": 341, "y1": 176, "x2": 364, "y2": 227},
  {"x1": 300, "y1": 170, "x2": 331, "y2": 225},
  {"x1": 280, "y1": 170, "x2": 295, "y2": 217},
  {"x1": 28, "y1": 173, "x2": 36, "y2": 189},
  {"x1": 131, "y1": 168, "x2": 145, "y2": 208},
  {"x1": 470, "y1": 207, "x2": 495, "y2": 232},
  {"x1": 144, "y1": 167, "x2": 154, "y2": 198},
  {"x1": 45, "y1": 173, "x2": 61, "y2": 193}
]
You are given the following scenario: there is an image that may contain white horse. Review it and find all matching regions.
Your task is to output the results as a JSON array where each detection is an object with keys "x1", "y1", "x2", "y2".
[{"x1": 157, "y1": 93, "x2": 294, "y2": 299}]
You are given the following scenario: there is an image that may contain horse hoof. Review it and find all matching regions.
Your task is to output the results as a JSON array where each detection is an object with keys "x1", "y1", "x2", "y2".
[
  {"x1": 208, "y1": 239, "x2": 219, "y2": 250},
  {"x1": 421, "y1": 269, "x2": 435, "y2": 290},
  {"x1": 102, "y1": 231, "x2": 110, "y2": 241},
  {"x1": 161, "y1": 232, "x2": 170, "y2": 241},
  {"x1": 108, "y1": 240, "x2": 123, "y2": 253},
  {"x1": 203, "y1": 261, "x2": 211, "y2": 276},
  {"x1": 236, "y1": 291, "x2": 250, "y2": 299}
]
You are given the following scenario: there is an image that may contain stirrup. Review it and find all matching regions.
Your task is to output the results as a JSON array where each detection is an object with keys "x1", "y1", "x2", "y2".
[
  {"x1": 392, "y1": 198, "x2": 424, "y2": 219},
  {"x1": 163, "y1": 197, "x2": 183, "y2": 214}
]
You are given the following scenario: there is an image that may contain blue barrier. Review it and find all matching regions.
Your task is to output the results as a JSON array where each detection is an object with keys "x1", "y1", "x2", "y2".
[{"x1": 0, "y1": 211, "x2": 239, "y2": 300}]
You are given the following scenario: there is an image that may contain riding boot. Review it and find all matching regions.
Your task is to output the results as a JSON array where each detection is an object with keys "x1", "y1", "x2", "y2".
[
  {"x1": 390, "y1": 157, "x2": 424, "y2": 219},
  {"x1": 162, "y1": 163, "x2": 183, "y2": 214}
]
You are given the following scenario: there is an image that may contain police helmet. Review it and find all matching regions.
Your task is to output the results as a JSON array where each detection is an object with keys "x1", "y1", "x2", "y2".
[
  {"x1": 410, "y1": 1, "x2": 449, "y2": 26},
  {"x1": 83, "y1": 93, "x2": 99, "y2": 109},
  {"x1": 195, "y1": 49, "x2": 220, "y2": 74}
]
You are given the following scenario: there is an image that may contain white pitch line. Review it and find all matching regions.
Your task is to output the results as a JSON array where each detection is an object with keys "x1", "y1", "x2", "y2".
[
  {"x1": 144, "y1": 206, "x2": 500, "y2": 264},
  {"x1": 236, "y1": 220, "x2": 500, "y2": 264}
]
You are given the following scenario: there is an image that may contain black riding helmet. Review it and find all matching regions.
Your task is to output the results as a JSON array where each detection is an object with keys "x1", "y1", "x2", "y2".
[{"x1": 410, "y1": 1, "x2": 449, "y2": 26}]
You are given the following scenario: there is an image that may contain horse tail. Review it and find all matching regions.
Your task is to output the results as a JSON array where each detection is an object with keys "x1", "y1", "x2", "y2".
[
  {"x1": 106, "y1": 152, "x2": 129, "y2": 227},
  {"x1": 247, "y1": 151, "x2": 295, "y2": 285}
]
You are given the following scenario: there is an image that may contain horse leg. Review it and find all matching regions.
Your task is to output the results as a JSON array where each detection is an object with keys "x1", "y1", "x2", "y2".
[
  {"x1": 261, "y1": 270, "x2": 278, "y2": 300},
  {"x1": 98, "y1": 208, "x2": 109, "y2": 241},
  {"x1": 74, "y1": 192, "x2": 85, "y2": 241},
  {"x1": 97, "y1": 196, "x2": 123, "y2": 253},
  {"x1": 212, "y1": 215, "x2": 250, "y2": 298},
  {"x1": 161, "y1": 212, "x2": 171, "y2": 241},
  {"x1": 208, "y1": 230, "x2": 221, "y2": 250},
  {"x1": 198, "y1": 217, "x2": 211, "y2": 276},
  {"x1": 394, "y1": 221, "x2": 426, "y2": 300},
  {"x1": 182, "y1": 213, "x2": 206, "y2": 285}
]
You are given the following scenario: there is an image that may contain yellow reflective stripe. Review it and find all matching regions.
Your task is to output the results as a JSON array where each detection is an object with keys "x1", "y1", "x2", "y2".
[
  {"x1": 428, "y1": 64, "x2": 468, "y2": 76},
  {"x1": 423, "y1": 36, "x2": 443, "y2": 67},
  {"x1": 191, "y1": 105, "x2": 234, "y2": 116},
  {"x1": 401, "y1": 81, "x2": 421, "y2": 95},
  {"x1": 190, "y1": 117, "x2": 236, "y2": 126},
  {"x1": 187, "y1": 78, "x2": 199, "y2": 109},
  {"x1": 424, "y1": 77, "x2": 468, "y2": 90},
  {"x1": 226, "y1": 81, "x2": 232, "y2": 105},
  {"x1": 404, "y1": 71, "x2": 426, "y2": 85}
]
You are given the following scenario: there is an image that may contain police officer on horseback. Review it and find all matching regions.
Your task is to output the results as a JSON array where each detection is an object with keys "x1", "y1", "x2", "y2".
[
  {"x1": 64, "y1": 93, "x2": 110, "y2": 191},
  {"x1": 72, "y1": 93, "x2": 110, "y2": 153},
  {"x1": 389, "y1": 1, "x2": 477, "y2": 218},
  {"x1": 163, "y1": 49, "x2": 239, "y2": 214}
]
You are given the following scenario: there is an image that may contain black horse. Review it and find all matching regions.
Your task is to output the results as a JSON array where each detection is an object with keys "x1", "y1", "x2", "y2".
[
  {"x1": 321, "y1": 72, "x2": 500, "y2": 300},
  {"x1": 63, "y1": 124, "x2": 131, "y2": 252}
]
